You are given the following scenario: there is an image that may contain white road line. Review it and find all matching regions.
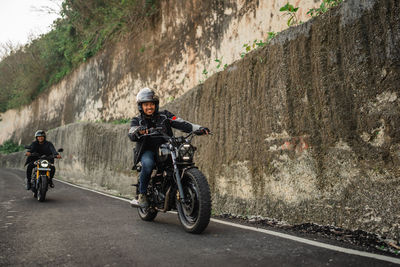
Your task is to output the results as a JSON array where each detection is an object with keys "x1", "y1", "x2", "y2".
[
  {"x1": 55, "y1": 178, "x2": 131, "y2": 202},
  {"x1": 55, "y1": 178, "x2": 400, "y2": 265},
  {"x1": 210, "y1": 219, "x2": 400, "y2": 264}
]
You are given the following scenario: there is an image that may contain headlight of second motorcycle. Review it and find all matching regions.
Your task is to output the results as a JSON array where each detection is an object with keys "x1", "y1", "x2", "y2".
[
  {"x1": 178, "y1": 143, "x2": 195, "y2": 162},
  {"x1": 40, "y1": 160, "x2": 49, "y2": 168}
]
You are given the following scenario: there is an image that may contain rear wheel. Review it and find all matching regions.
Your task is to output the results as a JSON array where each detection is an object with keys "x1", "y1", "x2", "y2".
[
  {"x1": 176, "y1": 168, "x2": 211, "y2": 234},
  {"x1": 138, "y1": 206, "x2": 158, "y2": 221},
  {"x1": 37, "y1": 175, "x2": 48, "y2": 202},
  {"x1": 136, "y1": 180, "x2": 158, "y2": 221}
]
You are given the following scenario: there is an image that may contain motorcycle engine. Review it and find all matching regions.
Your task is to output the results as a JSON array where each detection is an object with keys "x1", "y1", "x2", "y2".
[{"x1": 158, "y1": 144, "x2": 171, "y2": 162}]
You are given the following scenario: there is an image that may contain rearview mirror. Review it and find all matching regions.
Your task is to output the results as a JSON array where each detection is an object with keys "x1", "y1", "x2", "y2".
[{"x1": 57, "y1": 148, "x2": 64, "y2": 152}]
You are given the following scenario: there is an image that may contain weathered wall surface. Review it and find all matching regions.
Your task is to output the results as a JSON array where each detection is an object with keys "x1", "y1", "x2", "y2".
[
  {"x1": 0, "y1": 0, "x2": 321, "y2": 144},
  {"x1": 1, "y1": 0, "x2": 400, "y2": 241},
  {"x1": 0, "y1": 122, "x2": 135, "y2": 197},
  {"x1": 172, "y1": 0, "x2": 399, "y2": 239}
]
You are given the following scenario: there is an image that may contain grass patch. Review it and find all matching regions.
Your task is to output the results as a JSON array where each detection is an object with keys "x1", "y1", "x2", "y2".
[{"x1": 0, "y1": 140, "x2": 24, "y2": 154}]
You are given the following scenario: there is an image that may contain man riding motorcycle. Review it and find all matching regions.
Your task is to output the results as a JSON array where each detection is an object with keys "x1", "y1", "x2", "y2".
[
  {"x1": 25, "y1": 130, "x2": 61, "y2": 190},
  {"x1": 128, "y1": 88, "x2": 210, "y2": 207}
]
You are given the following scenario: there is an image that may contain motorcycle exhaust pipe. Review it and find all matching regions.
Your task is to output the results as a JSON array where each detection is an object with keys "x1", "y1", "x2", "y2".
[
  {"x1": 154, "y1": 186, "x2": 171, "y2": 212},
  {"x1": 161, "y1": 186, "x2": 171, "y2": 212}
]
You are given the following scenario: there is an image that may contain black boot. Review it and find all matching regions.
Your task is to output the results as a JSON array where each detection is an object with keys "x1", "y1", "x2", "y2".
[
  {"x1": 26, "y1": 180, "x2": 31, "y2": 190},
  {"x1": 49, "y1": 178, "x2": 54, "y2": 188}
]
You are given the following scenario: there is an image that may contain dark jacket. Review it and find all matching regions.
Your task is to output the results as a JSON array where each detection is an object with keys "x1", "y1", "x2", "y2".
[
  {"x1": 24, "y1": 140, "x2": 59, "y2": 166},
  {"x1": 128, "y1": 110, "x2": 201, "y2": 168}
]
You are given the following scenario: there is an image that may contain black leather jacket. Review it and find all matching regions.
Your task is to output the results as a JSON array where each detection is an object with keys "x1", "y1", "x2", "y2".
[
  {"x1": 24, "y1": 140, "x2": 59, "y2": 166},
  {"x1": 128, "y1": 110, "x2": 202, "y2": 168}
]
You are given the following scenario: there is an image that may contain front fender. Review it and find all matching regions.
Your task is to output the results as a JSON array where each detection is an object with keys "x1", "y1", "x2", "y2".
[{"x1": 181, "y1": 166, "x2": 198, "y2": 179}]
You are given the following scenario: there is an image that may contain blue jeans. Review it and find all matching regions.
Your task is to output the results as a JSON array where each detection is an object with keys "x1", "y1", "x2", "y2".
[{"x1": 139, "y1": 150, "x2": 156, "y2": 194}]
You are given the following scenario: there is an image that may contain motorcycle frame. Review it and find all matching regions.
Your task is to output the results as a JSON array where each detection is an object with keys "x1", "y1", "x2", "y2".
[{"x1": 135, "y1": 128, "x2": 208, "y2": 210}]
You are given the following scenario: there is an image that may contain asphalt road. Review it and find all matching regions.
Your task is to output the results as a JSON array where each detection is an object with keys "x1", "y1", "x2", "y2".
[{"x1": 0, "y1": 168, "x2": 398, "y2": 267}]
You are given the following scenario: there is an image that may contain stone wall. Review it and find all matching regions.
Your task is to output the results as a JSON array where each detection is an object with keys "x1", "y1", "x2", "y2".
[
  {"x1": 1, "y1": 0, "x2": 399, "y2": 240},
  {"x1": 0, "y1": 0, "x2": 320, "y2": 144},
  {"x1": 167, "y1": 0, "x2": 400, "y2": 239}
]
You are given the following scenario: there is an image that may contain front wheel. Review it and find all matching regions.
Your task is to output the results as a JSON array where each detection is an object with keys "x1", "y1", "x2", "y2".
[
  {"x1": 176, "y1": 168, "x2": 211, "y2": 234},
  {"x1": 37, "y1": 175, "x2": 48, "y2": 202}
]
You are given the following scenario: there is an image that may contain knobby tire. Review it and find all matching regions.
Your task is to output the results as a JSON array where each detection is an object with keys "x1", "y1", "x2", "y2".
[{"x1": 176, "y1": 168, "x2": 211, "y2": 234}]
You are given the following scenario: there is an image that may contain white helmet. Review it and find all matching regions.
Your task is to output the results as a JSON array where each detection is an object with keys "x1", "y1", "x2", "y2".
[{"x1": 136, "y1": 87, "x2": 159, "y2": 113}]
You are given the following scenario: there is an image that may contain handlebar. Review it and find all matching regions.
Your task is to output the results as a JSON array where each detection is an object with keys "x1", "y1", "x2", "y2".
[
  {"x1": 25, "y1": 147, "x2": 63, "y2": 159},
  {"x1": 26, "y1": 153, "x2": 59, "y2": 160},
  {"x1": 140, "y1": 128, "x2": 210, "y2": 143}
]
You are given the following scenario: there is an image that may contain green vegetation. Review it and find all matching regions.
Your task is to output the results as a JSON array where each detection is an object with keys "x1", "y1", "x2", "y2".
[
  {"x1": 267, "y1": 31, "x2": 277, "y2": 41},
  {"x1": 200, "y1": 32, "x2": 277, "y2": 84},
  {"x1": 307, "y1": 0, "x2": 343, "y2": 17},
  {"x1": 279, "y1": 2, "x2": 300, "y2": 26},
  {"x1": 218, "y1": 0, "x2": 344, "y2": 70},
  {"x1": 214, "y1": 58, "x2": 222, "y2": 69},
  {"x1": 0, "y1": 140, "x2": 24, "y2": 154},
  {"x1": 215, "y1": 58, "x2": 228, "y2": 71},
  {"x1": 94, "y1": 118, "x2": 130, "y2": 124},
  {"x1": 240, "y1": 38, "x2": 269, "y2": 58},
  {"x1": 238, "y1": 0, "x2": 344, "y2": 60},
  {"x1": 111, "y1": 118, "x2": 130, "y2": 124},
  {"x1": 0, "y1": 0, "x2": 160, "y2": 113}
]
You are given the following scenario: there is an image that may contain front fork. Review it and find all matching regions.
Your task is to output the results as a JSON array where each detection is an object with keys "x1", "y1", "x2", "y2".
[
  {"x1": 34, "y1": 167, "x2": 50, "y2": 188},
  {"x1": 170, "y1": 150, "x2": 186, "y2": 204}
]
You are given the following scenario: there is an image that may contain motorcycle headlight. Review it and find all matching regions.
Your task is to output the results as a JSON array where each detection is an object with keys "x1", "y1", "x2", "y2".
[
  {"x1": 40, "y1": 160, "x2": 49, "y2": 168},
  {"x1": 178, "y1": 143, "x2": 195, "y2": 162}
]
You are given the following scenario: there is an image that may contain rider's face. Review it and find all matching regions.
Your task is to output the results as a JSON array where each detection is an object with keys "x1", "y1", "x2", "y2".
[
  {"x1": 37, "y1": 136, "x2": 45, "y2": 143},
  {"x1": 142, "y1": 102, "x2": 156, "y2": 116}
]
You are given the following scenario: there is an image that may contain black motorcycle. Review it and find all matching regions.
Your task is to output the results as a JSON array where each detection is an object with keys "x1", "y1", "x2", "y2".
[
  {"x1": 25, "y1": 146, "x2": 63, "y2": 202},
  {"x1": 130, "y1": 127, "x2": 212, "y2": 234}
]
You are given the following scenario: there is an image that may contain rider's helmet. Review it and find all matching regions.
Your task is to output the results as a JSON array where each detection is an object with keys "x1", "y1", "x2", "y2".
[
  {"x1": 136, "y1": 87, "x2": 159, "y2": 114},
  {"x1": 34, "y1": 130, "x2": 46, "y2": 141}
]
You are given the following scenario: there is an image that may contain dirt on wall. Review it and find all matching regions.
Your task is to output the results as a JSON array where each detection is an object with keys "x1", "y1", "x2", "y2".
[
  {"x1": 164, "y1": 0, "x2": 400, "y2": 239},
  {"x1": 1, "y1": 0, "x2": 399, "y2": 241}
]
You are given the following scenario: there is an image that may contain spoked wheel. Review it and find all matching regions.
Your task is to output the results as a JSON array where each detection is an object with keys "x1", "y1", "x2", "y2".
[
  {"x1": 37, "y1": 175, "x2": 48, "y2": 202},
  {"x1": 176, "y1": 168, "x2": 211, "y2": 234}
]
